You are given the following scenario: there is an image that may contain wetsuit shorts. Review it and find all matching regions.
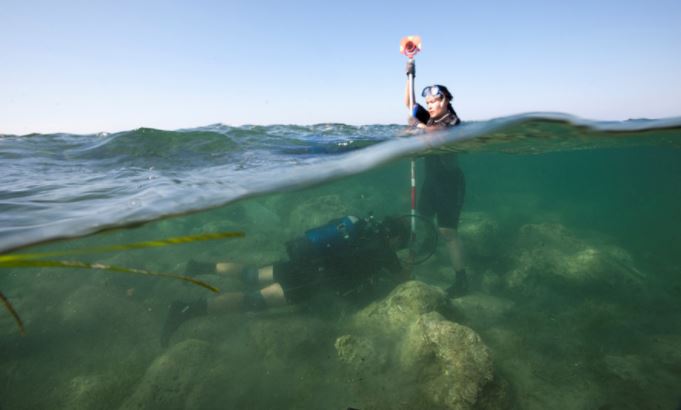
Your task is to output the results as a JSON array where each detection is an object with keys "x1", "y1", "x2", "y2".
[
  {"x1": 272, "y1": 237, "x2": 325, "y2": 303},
  {"x1": 418, "y1": 166, "x2": 466, "y2": 229},
  {"x1": 272, "y1": 261, "x2": 322, "y2": 304}
]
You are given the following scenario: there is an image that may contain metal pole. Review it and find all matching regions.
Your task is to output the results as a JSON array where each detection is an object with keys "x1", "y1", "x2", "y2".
[{"x1": 408, "y1": 65, "x2": 417, "y2": 236}]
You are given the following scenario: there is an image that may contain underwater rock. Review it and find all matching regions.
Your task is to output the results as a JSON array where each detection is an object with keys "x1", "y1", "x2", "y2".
[
  {"x1": 398, "y1": 312, "x2": 497, "y2": 410},
  {"x1": 450, "y1": 293, "x2": 515, "y2": 327},
  {"x1": 343, "y1": 282, "x2": 510, "y2": 410},
  {"x1": 121, "y1": 339, "x2": 212, "y2": 410},
  {"x1": 458, "y1": 212, "x2": 502, "y2": 261},
  {"x1": 504, "y1": 223, "x2": 645, "y2": 295},
  {"x1": 351, "y1": 280, "x2": 447, "y2": 333},
  {"x1": 287, "y1": 194, "x2": 350, "y2": 233},
  {"x1": 334, "y1": 334, "x2": 387, "y2": 372}
]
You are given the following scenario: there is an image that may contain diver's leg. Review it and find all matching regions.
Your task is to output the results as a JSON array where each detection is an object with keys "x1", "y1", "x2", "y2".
[
  {"x1": 215, "y1": 262, "x2": 245, "y2": 275},
  {"x1": 259, "y1": 282, "x2": 287, "y2": 307},
  {"x1": 440, "y1": 227, "x2": 468, "y2": 297},
  {"x1": 184, "y1": 261, "x2": 268, "y2": 286},
  {"x1": 208, "y1": 282, "x2": 285, "y2": 313},
  {"x1": 215, "y1": 263, "x2": 274, "y2": 287},
  {"x1": 440, "y1": 227, "x2": 464, "y2": 272},
  {"x1": 255, "y1": 265, "x2": 275, "y2": 286},
  {"x1": 161, "y1": 282, "x2": 288, "y2": 346}
]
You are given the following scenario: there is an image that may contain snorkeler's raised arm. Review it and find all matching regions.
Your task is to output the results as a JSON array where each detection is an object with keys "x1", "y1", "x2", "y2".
[{"x1": 405, "y1": 77, "x2": 411, "y2": 109}]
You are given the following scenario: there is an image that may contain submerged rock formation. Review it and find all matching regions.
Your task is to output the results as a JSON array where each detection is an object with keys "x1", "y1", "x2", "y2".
[
  {"x1": 336, "y1": 281, "x2": 511, "y2": 410},
  {"x1": 120, "y1": 282, "x2": 512, "y2": 409},
  {"x1": 503, "y1": 223, "x2": 645, "y2": 296}
]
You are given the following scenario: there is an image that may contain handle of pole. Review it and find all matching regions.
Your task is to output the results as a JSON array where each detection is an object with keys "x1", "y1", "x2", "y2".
[{"x1": 407, "y1": 63, "x2": 415, "y2": 113}]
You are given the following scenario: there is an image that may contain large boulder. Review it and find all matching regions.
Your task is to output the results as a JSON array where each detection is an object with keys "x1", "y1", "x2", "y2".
[
  {"x1": 334, "y1": 334, "x2": 387, "y2": 373},
  {"x1": 399, "y1": 312, "x2": 497, "y2": 410},
  {"x1": 351, "y1": 280, "x2": 448, "y2": 333},
  {"x1": 337, "y1": 281, "x2": 511, "y2": 410}
]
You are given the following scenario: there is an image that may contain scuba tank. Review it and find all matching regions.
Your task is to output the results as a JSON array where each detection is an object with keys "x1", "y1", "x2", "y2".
[{"x1": 304, "y1": 216, "x2": 359, "y2": 252}]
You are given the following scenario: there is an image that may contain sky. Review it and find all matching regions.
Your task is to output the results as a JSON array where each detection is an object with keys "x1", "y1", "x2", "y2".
[{"x1": 1, "y1": 0, "x2": 680, "y2": 134}]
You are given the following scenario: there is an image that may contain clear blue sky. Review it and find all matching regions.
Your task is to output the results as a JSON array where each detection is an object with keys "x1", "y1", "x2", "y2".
[{"x1": 2, "y1": 0, "x2": 680, "y2": 134}]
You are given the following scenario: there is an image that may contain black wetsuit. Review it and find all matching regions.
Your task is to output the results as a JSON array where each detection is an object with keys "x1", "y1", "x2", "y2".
[
  {"x1": 413, "y1": 104, "x2": 466, "y2": 229},
  {"x1": 272, "y1": 217, "x2": 402, "y2": 304}
]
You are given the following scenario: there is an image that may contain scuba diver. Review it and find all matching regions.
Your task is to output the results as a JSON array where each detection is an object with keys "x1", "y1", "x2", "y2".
[
  {"x1": 161, "y1": 215, "x2": 413, "y2": 347},
  {"x1": 405, "y1": 59, "x2": 469, "y2": 298}
]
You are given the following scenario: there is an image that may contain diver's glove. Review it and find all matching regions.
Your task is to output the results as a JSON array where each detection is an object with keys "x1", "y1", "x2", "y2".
[{"x1": 406, "y1": 60, "x2": 415, "y2": 77}]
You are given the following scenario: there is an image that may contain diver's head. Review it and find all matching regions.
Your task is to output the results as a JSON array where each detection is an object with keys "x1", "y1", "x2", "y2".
[
  {"x1": 422, "y1": 85, "x2": 453, "y2": 119},
  {"x1": 381, "y1": 216, "x2": 410, "y2": 250}
]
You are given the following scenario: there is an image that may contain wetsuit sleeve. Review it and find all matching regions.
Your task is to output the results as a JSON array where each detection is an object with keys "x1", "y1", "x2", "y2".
[{"x1": 412, "y1": 103, "x2": 430, "y2": 125}]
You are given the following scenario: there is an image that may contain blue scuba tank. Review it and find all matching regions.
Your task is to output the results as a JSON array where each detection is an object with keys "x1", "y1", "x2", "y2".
[{"x1": 305, "y1": 216, "x2": 359, "y2": 252}]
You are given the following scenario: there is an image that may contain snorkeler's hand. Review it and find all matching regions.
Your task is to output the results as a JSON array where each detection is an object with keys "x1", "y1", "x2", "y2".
[
  {"x1": 406, "y1": 117, "x2": 426, "y2": 129},
  {"x1": 406, "y1": 60, "x2": 415, "y2": 77}
]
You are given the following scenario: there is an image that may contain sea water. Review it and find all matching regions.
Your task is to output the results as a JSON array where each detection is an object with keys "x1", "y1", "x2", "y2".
[{"x1": 1, "y1": 114, "x2": 680, "y2": 409}]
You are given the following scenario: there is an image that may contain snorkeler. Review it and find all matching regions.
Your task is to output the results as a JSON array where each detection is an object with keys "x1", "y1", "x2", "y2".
[
  {"x1": 405, "y1": 59, "x2": 468, "y2": 298},
  {"x1": 161, "y1": 215, "x2": 412, "y2": 347}
]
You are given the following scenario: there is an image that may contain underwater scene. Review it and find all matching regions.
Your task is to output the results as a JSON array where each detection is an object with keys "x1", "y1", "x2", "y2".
[{"x1": 1, "y1": 115, "x2": 681, "y2": 409}]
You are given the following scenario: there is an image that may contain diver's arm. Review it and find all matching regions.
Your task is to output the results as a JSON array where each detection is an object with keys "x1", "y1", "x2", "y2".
[{"x1": 405, "y1": 76, "x2": 411, "y2": 109}]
